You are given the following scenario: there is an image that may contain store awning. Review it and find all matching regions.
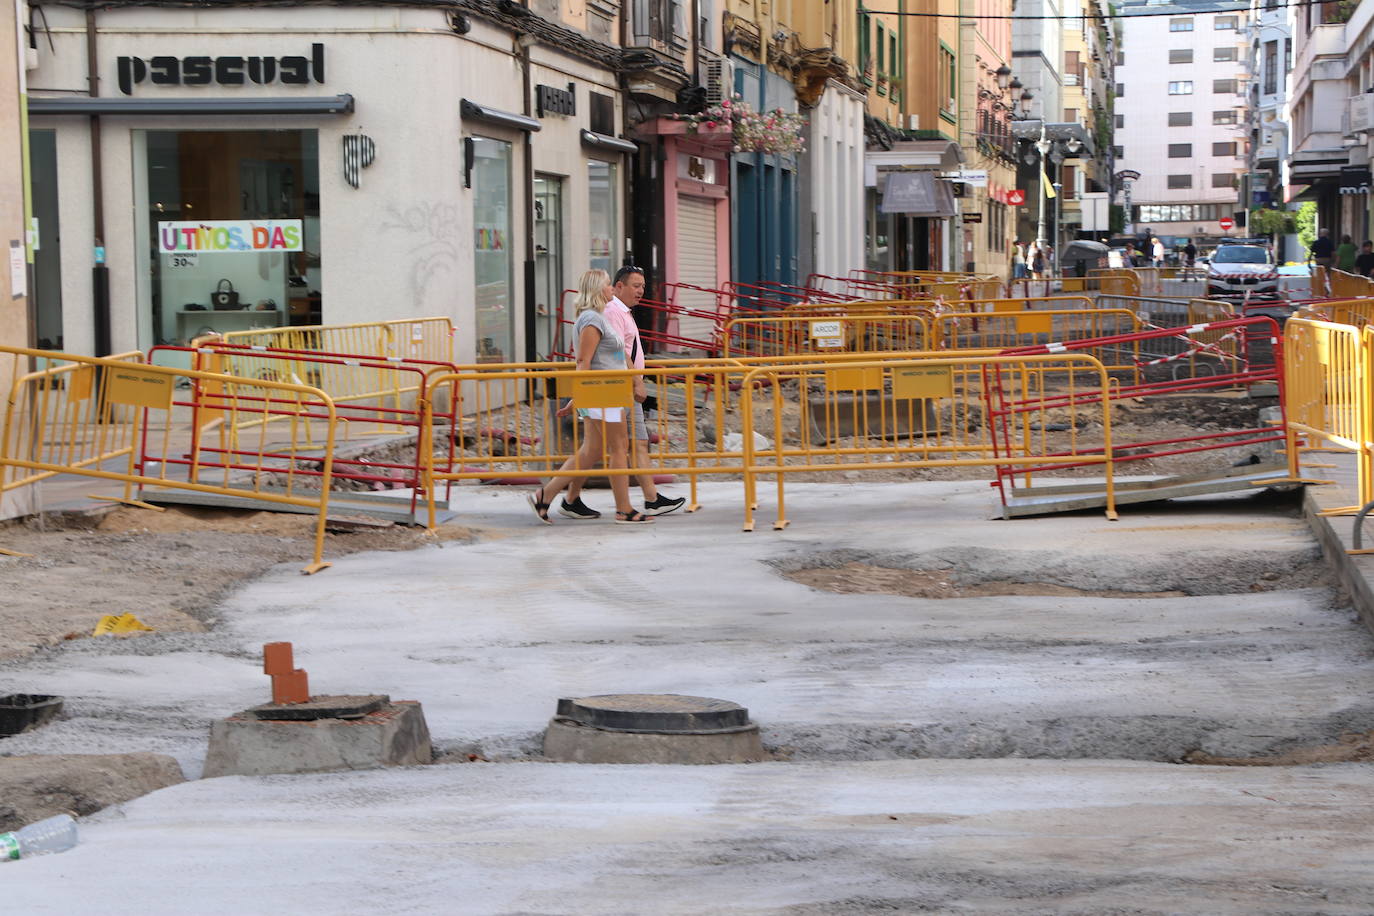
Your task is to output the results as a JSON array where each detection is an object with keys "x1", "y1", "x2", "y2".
[
  {"x1": 580, "y1": 129, "x2": 638, "y2": 154},
  {"x1": 879, "y1": 171, "x2": 957, "y2": 217},
  {"x1": 460, "y1": 99, "x2": 540, "y2": 133},
  {"x1": 1289, "y1": 147, "x2": 1351, "y2": 182},
  {"x1": 865, "y1": 139, "x2": 963, "y2": 186},
  {"x1": 27, "y1": 95, "x2": 355, "y2": 116}
]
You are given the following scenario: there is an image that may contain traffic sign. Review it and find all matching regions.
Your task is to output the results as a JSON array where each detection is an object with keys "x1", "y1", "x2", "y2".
[
  {"x1": 1219, "y1": 217, "x2": 1234, "y2": 231},
  {"x1": 1007, "y1": 189, "x2": 1026, "y2": 206}
]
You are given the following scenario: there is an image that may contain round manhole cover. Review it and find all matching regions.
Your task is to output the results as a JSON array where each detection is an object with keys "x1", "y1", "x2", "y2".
[{"x1": 555, "y1": 694, "x2": 751, "y2": 733}]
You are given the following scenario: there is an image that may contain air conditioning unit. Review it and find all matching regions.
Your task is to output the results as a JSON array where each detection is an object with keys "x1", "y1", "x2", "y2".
[{"x1": 702, "y1": 53, "x2": 734, "y2": 104}]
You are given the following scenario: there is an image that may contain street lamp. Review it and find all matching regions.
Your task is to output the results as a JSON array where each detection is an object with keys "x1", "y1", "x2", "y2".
[
  {"x1": 995, "y1": 65, "x2": 1012, "y2": 91},
  {"x1": 1035, "y1": 126, "x2": 1052, "y2": 250}
]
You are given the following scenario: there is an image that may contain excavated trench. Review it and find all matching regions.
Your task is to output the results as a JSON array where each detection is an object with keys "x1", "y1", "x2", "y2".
[{"x1": 743, "y1": 533, "x2": 1374, "y2": 767}]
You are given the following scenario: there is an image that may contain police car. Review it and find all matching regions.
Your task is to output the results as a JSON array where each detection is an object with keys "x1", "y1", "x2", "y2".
[{"x1": 1205, "y1": 244, "x2": 1280, "y2": 298}]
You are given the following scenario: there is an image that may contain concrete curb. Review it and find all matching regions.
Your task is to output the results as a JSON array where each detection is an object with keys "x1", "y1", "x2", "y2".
[{"x1": 1303, "y1": 480, "x2": 1374, "y2": 637}]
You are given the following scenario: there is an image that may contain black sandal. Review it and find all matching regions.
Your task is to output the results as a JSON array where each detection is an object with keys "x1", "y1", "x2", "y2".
[
  {"x1": 614, "y1": 509, "x2": 654, "y2": 525},
  {"x1": 527, "y1": 487, "x2": 553, "y2": 524}
]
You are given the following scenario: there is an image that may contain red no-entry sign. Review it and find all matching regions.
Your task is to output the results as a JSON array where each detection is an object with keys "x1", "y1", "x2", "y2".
[{"x1": 1219, "y1": 217, "x2": 1234, "y2": 231}]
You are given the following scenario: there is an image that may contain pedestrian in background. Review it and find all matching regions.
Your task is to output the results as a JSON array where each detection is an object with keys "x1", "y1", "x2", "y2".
[
  {"x1": 527, "y1": 268, "x2": 653, "y2": 526},
  {"x1": 1150, "y1": 236, "x2": 1165, "y2": 268},
  {"x1": 1310, "y1": 228, "x2": 1335, "y2": 269},
  {"x1": 1012, "y1": 243, "x2": 1028, "y2": 279},
  {"x1": 1356, "y1": 241, "x2": 1374, "y2": 277},
  {"x1": 1337, "y1": 233, "x2": 1359, "y2": 273}
]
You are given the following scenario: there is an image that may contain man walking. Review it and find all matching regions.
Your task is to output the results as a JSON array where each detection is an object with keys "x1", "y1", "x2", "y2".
[
  {"x1": 1310, "y1": 228, "x2": 1335, "y2": 269},
  {"x1": 560, "y1": 266, "x2": 687, "y2": 519}
]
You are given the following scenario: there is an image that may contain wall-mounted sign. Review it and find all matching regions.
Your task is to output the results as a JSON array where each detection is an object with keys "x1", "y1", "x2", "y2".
[
  {"x1": 117, "y1": 44, "x2": 325, "y2": 95},
  {"x1": 678, "y1": 154, "x2": 718, "y2": 184},
  {"x1": 1339, "y1": 166, "x2": 1371, "y2": 196},
  {"x1": 1007, "y1": 189, "x2": 1026, "y2": 206},
  {"x1": 942, "y1": 169, "x2": 989, "y2": 187},
  {"x1": 536, "y1": 83, "x2": 576, "y2": 117},
  {"x1": 343, "y1": 134, "x2": 376, "y2": 189},
  {"x1": 962, "y1": 212, "x2": 983, "y2": 223},
  {"x1": 158, "y1": 220, "x2": 304, "y2": 253}
]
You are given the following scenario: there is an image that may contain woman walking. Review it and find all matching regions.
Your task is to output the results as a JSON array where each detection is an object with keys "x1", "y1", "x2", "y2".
[{"x1": 527, "y1": 269, "x2": 653, "y2": 525}]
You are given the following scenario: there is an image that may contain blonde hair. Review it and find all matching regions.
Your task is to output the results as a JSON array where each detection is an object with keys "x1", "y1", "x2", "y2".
[{"x1": 573, "y1": 269, "x2": 611, "y2": 315}]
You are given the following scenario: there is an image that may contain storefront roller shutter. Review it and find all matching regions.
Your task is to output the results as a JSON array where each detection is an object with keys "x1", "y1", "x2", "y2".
[{"x1": 676, "y1": 195, "x2": 718, "y2": 349}]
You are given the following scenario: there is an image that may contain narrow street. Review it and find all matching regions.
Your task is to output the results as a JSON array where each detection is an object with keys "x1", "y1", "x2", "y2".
[{"x1": 3, "y1": 480, "x2": 1372, "y2": 913}]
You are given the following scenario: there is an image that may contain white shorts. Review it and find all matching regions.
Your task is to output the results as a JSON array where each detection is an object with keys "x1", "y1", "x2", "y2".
[{"x1": 577, "y1": 407, "x2": 625, "y2": 422}]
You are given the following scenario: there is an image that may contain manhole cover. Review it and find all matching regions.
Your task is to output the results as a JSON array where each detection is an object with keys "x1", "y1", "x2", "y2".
[
  {"x1": 555, "y1": 694, "x2": 751, "y2": 733},
  {"x1": 247, "y1": 694, "x2": 389, "y2": 721}
]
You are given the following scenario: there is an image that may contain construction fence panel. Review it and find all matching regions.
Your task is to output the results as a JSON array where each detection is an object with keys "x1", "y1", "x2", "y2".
[
  {"x1": 737, "y1": 353, "x2": 1117, "y2": 530},
  {"x1": 0, "y1": 345, "x2": 339, "y2": 572},
  {"x1": 1284, "y1": 318, "x2": 1370, "y2": 509},
  {"x1": 0, "y1": 350, "x2": 147, "y2": 523},
  {"x1": 721, "y1": 314, "x2": 931, "y2": 359},
  {"x1": 219, "y1": 317, "x2": 456, "y2": 365},
  {"x1": 934, "y1": 309, "x2": 1144, "y2": 375}
]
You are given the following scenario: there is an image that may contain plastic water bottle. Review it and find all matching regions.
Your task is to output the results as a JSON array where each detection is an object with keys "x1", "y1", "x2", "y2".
[{"x1": 0, "y1": 814, "x2": 79, "y2": 861}]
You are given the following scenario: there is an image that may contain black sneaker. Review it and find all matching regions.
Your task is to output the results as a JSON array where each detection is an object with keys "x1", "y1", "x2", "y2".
[
  {"x1": 558, "y1": 497, "x2": 601, "y2": 520},
  {"x1": 642, "y1": 494, "x2": 686, "y2": 517}
]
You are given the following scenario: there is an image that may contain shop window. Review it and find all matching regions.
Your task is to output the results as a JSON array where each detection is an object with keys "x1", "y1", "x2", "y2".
[
  {"x1": 588, "y1": 159, "x2": 618, "y2": 275},
  {"x1": 135, "y1": 129, "x2": 321, "y2": 350},
  {"x1": 472, "y1": 136, "x2": 514, "y2": 363}
]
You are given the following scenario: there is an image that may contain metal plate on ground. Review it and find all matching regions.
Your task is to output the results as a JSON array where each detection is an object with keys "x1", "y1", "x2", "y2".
[
  {"x1": 139, "y1": 487, "x2": 455, "y2": 526},
  {"x1": 556, "y1": 694, "x2": 751, "y2": 733},
  {"x1": 1003, "y1": 463, "x2": 1293, "y2": 518},
  {"x1": 247, "y1": 694, "x2": 389, "y2": 721}
]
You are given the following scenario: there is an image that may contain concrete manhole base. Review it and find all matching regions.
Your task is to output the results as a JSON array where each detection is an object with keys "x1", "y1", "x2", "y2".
[{"x1": 542, "y1": 694, "x2": 769, "y2": 764}]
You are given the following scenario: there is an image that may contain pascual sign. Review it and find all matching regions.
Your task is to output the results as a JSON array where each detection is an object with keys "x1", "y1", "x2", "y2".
[{"x1": 117, "y1": 43, "x2": 325, "y2": 95}]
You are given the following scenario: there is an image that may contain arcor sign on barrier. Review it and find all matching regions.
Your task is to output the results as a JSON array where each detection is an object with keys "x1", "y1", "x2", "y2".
[{"x1": 117, "y1": 44, "x2": 326, "y2": 95}]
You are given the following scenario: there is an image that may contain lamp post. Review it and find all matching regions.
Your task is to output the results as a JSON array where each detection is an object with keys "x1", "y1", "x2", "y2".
[{"x1": 1035, "y1": 126, "x2": 1051, "y2": 250}]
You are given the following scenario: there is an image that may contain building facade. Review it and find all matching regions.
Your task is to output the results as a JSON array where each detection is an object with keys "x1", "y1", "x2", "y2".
[
  {"x1": 24, "y1": 2, "x2": 631, "y2": 363},
  {"x1": 1114, "y1": 0, "x2": 1248, "y2": 244}
]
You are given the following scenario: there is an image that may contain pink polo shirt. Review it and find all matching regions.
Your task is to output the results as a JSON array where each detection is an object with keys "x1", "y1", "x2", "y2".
[{"x1": 604, "y1": 296, "x2": 644, "y2": 369}]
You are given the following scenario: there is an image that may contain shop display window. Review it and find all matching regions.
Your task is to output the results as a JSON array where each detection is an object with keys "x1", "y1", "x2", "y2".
[
  {"x1": 588, "y1": 160, "x2": 618, "y2": 274},
  {"x1": 472, "y1": 136, "x2": 514, "y2": 363},
  {"x1": 135, "y1": 129, "x2": 321, "y2": 348}
]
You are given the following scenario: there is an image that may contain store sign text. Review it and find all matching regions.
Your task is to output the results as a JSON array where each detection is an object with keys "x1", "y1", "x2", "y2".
[
  {"x1": 118, "y1": 44, "x2": 325, "y2": 95},
  {"x1": 158, "y1": 220, "x2": 304, "y2": 254}
]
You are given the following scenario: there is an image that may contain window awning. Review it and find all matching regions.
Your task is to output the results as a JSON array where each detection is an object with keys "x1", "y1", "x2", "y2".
[
  {"x1": 460, "y1": 99, "x2": 540, "y2": 133},
  {"x1": 879, "y1": 171, "x2": 957, "y2": 217},
  {"x1": 580, "y1": 129, "x2": 637, "y2": 154},
  {"x1": 27, "y1": 95, "x2": 355, "y2": 116}
]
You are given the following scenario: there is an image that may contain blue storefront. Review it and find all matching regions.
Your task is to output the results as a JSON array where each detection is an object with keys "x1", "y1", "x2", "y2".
[{"x1": 730, "y1": 60, "x2": 800, "y2": 296}]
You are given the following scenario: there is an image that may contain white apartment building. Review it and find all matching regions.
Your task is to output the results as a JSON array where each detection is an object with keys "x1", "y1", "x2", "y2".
[{"x1": 1115, "y1": 0, "x2": 1248, "y2": 243}]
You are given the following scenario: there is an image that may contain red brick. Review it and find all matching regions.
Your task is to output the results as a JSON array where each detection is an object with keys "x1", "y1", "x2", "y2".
[{"x1": 263, "y1": 642, "x2": 294, "y2": 676}]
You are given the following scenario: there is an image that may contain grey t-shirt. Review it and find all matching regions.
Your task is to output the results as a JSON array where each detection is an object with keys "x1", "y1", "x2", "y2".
[{"x1": 573, "y1": 309, "x2": 626, "y2": 371}]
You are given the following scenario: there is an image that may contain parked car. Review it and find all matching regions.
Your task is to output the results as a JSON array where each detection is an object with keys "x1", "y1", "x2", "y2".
[{"x1": 1206, "y1": 244, "x2": 1280, "y2": 298}]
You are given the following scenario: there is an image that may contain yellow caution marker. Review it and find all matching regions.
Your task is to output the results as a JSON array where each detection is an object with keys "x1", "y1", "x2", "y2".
[{"x1": 92, "y1": 613, "x2": 155, "y2": 637}]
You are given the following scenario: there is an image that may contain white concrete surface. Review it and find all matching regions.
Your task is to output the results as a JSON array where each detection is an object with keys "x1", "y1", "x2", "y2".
[{"x1": 2, "y1": 480, "x2": 1372, "y2": 911}]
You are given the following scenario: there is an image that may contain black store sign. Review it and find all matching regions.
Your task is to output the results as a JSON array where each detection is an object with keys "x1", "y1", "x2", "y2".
[
  {"x1": 1340, "y1": 166, "x2": 1372, "y2": 196},
  {"x1": 117, "y1": 43, "x2": 325, "y2": 95},
  {"x1": 536, "y1": 83, "x2": 576, "y2": 118}
]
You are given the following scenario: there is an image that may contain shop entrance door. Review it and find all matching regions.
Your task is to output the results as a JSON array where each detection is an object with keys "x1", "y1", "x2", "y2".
[
  {"x1": 28, "y1": 130, "x2": 63, "y2": 349},
  {"x1": 533, "y1": 175, "x2": 563, "y2": 358}
]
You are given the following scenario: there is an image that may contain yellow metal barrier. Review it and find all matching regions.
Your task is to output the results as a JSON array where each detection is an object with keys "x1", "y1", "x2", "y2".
[
  {"x1": 738, "y1": 353, "x2": 1117, "y2": 530},
  {"x1": 1327, "y1": 269, "x2": 1373, "y2": 299},
  {"x1": 0, "y1": 345, "x2": 340, "y2": 573},
  {"x1": 1283, "y1": 318, "x2": 1367, "y2": 513},
  {"x1": 961, "y1": 295, "x2": 1097, "y2": 313},
  {"x1": 1086, "y1": 269, "x2": 1143, "y2": 296},
  {"x1": 220, "y1": 317, "x2": 456, "y2": 364},
  {"x1": 721, "y1": 314, "x2": 931, "y2": 359},
  {"x1": 1186, "y1": 299, "x2": 1236, "y2": 325},
  {"x1": 1, "y1": 350, "x2": 147, "y2": 531},
  {"x1": 934, "y1": 309, "x2": 1144, "y2": 376}
]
